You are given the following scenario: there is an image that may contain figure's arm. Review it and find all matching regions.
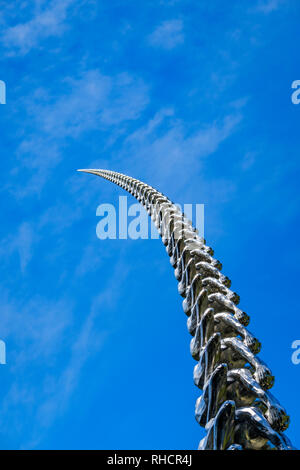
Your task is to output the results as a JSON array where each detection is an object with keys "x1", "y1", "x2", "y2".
[
  {"x1": 222, "y1": 337, "x2": 274, "y2": 390},
  {"x1": 227, "y1": 368, "x2": 289, "y2": 431},
  {"x1": 214, "y1": 312, "x2": 261, "y2": 354},
  {"x1": 202, "y1": 277, "x2": 239, "y2": 304},
  {"x1": 208, "y1": 292, "x2": 250, "y2": 326},
  {"x1": 236, "y1": 407, "x2": 294, "y2": 450}
]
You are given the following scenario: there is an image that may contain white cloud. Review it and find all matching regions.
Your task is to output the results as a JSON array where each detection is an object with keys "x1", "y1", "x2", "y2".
[
  {"x1": 0, "y1": 222, "x2": 36, "y2": 273},
  {"x1": 12, "y1": 69, "x2": 149, "y2": 197},
  {"x1": 17, "y1": 223, "x2": 35, "y2": 272},
  {"x1": 255, "y1": 0, "x2": 284, "y2": 13},
  {"x1": 241, "y1": 151, "x2": 257, "y2": 170},
  {"x1": 34, "y1": 71, "x2": 149, "y2": 137},
  {"x1": 2, "y1": 0, "x2": 74, "y2": 55},
  {"x1": 0, "y1": 291, "x2": 74, "y2": 446},
  {"x1": 148, "y1": 19, "x2": 184, "y2": 50},
  {"x1": 0, "y1": 292, "x2": 74, "y2": 374},
  {"x1": 0, "y1": 257, "x2": 130, "y2": 448},
  {"x1": 74, "y1": 242, "x2": 106, "y2": 277},
  {"x1": 123, "y1": 109, "x2": 242, "y2": 193}
]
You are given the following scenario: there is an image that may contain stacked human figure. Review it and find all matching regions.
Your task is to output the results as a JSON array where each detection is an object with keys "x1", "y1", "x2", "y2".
[{"x1": 79, "y1": 168, "x2": 294, "y2": 450}]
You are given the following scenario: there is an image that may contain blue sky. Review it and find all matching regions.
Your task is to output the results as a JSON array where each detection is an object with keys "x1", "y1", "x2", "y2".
[{"x1": 0, "y1": 0, "x2": 299, "y2": 450}]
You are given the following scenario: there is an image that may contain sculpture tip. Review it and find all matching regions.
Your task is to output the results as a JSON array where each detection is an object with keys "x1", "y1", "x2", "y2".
[{"x1": 77, "y1": 169, "x2": 104, "y2": 175}]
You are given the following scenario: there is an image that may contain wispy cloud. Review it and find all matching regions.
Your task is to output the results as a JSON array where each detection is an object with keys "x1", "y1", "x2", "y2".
[
  {"x1": 0, "y1": 291, "x2": 74, "y2": 446},
  {"x1": 1, "y1": 295, "x2": 73, "y2": 366},
  {"x1": 123, "y1": 109, "x2": 242, "y2": 193},
  {"x1": 148, "y1": 19, "x2": 184, "y2": 50},
  {"x1": 0, "y1": 257, "x2": 130, "y2": 448},
  {"x1": 12, "y1": 69, "x2": 149, "y2": 197},
  {"x1": 255, "y1": 0, "x2": 284, "y2": 13},
  {"x1": 33, "y1": 71, "x2": 149, "y2": 136},
  {"x1": 1, "y1": 0, "x2": 297, "y2": 450},
  {"x1": 0, "y1": 222, "x2": 36, "y2": 273},
  {"x1": 241, "y1": 151, "x2": 257, "y2": 171},
  {"x1": 2, "y1": 0, "x2": 74, "y2": 56},
  {"x1": 74, "y1": 242, "x2": 107, "y2": 277}
]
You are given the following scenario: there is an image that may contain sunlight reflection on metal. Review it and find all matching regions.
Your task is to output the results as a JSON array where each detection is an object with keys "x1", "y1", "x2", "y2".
[{"x1": 79, "y1": 168, "x2": 295, "y2": 450}]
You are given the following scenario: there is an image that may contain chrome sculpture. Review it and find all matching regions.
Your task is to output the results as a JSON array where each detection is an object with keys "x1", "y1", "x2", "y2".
[{"x1": 78, "y1": 168, "x2": 294, "y2": 450}]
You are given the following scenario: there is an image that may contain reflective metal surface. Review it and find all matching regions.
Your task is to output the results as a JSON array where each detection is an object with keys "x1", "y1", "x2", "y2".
[{"x1": 78, "y1": 168, "x2": 295, "y2": 450}]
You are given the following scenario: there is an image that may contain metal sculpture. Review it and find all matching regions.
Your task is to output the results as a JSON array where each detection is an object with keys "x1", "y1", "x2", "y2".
[{"x1": 78, "y1": 168, "x2": 294, "y2": 450}]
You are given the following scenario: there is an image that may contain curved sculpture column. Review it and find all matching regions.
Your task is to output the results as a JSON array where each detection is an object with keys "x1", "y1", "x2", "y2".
[{"x1": 78, "y1": 168, "x2": 294, "y2": 450}]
